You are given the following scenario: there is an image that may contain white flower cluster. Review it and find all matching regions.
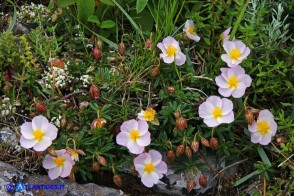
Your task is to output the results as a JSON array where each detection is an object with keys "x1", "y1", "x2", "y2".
[
  {"x1": 39, "y1": 62, "x2": 74, "y2": 89},
  {"x1": 80, "y1": 75, "x2": 92, "y2": 88},
  {"x1": 0, "y1": 96, "x2": 15, "y2": 117},
  {"x1": 16, "y1": 2, "x2": 50, "y2": 23}
]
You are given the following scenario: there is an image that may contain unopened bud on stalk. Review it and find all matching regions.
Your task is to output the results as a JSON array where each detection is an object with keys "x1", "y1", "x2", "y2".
[
  {"x1": 185, "y1": 146, "x2": 192, "y2": 158},
  {"x1": 167, "y1": 150, "x2": 175, "y2": 162},
  {"x1": 89, "y1": 84, "x2": 99, "y2": 99},
  {"x1": 176, "y1": 117, "x2": 188, "y2": 131},
  {"x1": 118, "y1": 42, "x2": 126, "y2": 56},
  {"x1": 201, "y1": 138, "x2": 210, "y2": 147},
  {"x1": 92, "y1": 47, "x2": 102, "y2": 60},
  {"x1": 113, "y1": 174, "x2": 122, "y2": 187},
  {"x1": 187, "y1": 178, "x2": 196, "y2": 193},
  {"x1": 190, "y1": 140, "x2": 199, "y2": 153},
  {"x1": 176, "y1": 144, "x2": 185, "y2": 157},
  {"x1": 209, "y1": 138, "x2": 218, "y2": 150}
]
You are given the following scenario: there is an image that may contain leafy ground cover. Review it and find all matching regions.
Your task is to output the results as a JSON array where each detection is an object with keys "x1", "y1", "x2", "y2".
[{"x1": 0, "y1": 0, "x2": 293, "y2": 195}]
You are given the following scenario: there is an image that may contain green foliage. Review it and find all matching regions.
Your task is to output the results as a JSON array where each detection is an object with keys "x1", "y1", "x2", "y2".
[{"x1": 0, "y1": 33, "x2": 21, "y2": 69}]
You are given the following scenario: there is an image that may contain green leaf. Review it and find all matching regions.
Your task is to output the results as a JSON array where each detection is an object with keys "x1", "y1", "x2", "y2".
[
  {"x1": 100, "y1": 0, "x2": 115, "y2": 6},
  {"x1": 76, "y1": 0, "x2": 95, "y2": 23},
  {"x1": 88, "y1": 15, "x2": 100, "y2": 25},
  {"x1": 257, "y1": 146, "x2": 272, "y2": 166},
  {"x1": 234, "y1": 170, "x2": 261, "y2": 187},
  {"x1": 100, "y1": 20, "x2": 115, "y2": 28},
  {"x1": 6, "y1": 0, "x2": 17, "y2": 33},
  {"x1": 57, "y1": 0, "x2": 77, "y2": 8},
  {"x1": 131, "y1": 9, "x2": 154, "y2": 32},
  {"x1": 136, "y1": 0, "x2": 148, "y2": 14}
]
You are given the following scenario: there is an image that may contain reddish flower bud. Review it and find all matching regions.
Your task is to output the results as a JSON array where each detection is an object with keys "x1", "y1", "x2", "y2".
[
  {"x1": 176, "y1": 117, "x2": 188, "y2": 131},
  {"x1": 190, "y1": 140, "x2": 199, "y2": 153},
  {"x1": 176, "y1": 144, "x2": 185, "y2": 157},
  {"x1": 185, "y1": 146, "x2": 192, "y2": 158},
  {"x1": 92, "y1": 47, "x2": 102, "y2": 60},
  {"x1": 89, "y1": 84, "x2": 99, "y2": 99},
  {"x1": 199, "y1": 175, "x2": 207, "y2": 188},
  {"x1": 35, "y1": 102, "x2": 47, "y2": 113},
  {"x1": 149, "y1": 66, "x2": 160, "y2": 77},
  {"x1": 5, "y1": 71, "x2": 10, "y2": 81},
  {"x1": 167, "y1": 86, "x2": 175, "y2": 93},
  {"x1": 113, "y1": 174, "x2": 122, "y2": 187},
  {"x1": 98, "y1": 156, "x2": 108, "y2": 167},
  {"x1": 167, "y1": 150, "x2": 175, "y2": 163},
  {"x1": 145, "y1": 38, "x2": 154, "y2": 50},
  {"x1": 187, "y1": 178, "x2": 196, "y2": 193},
  {"x1": 91, "y1": 118, "x2": 106, "y2": 129},
  {"x1": 118, "y1": 42, "x2": 126, "y2": 56},
  {"x1": 174, "y1": 110, "x2": 181, "y2": 119},
  {"x1": 209, "y1": 138, "x2": 218, "y2": 150},
  {"x1": 201, "y1": 138, "x2": 210, "y2": 147},
  {"x1": 52, "y1": 59, "x2": 64, "y2": 69},
  {"x1": 92, "y1": 162, "x2": 100, "y2": 172}
]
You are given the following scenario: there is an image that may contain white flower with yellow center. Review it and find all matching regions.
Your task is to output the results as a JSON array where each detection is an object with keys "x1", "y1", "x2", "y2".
[
  {"x1": 134, "y1": 150, "x2": 167, "y2": 188},
  {"x1": 157, "y1": 36, "x2": 186, "y2": 66},
  {"x1": 198, "y1": 96, "x2": 234, "y2": 127},
  {"x1": 138, "y1": 108, "x2": 156, "y2": 121},
  {"x1": 42, "y1": 149, "x2": 75, "y2": 180},
  {"x1": 20, "y1": 115, "x2": 58, "y2": 151},
  {"x1": 221, "y1": 40, "x2": 250, "y2": 67},
  {"x1": 116, "y1": 119, "x2": 151, "y2": 154},
  {"x1": 183, "y1": 20, "x2": 200, "y2": 42},
  {"x1": 248, "y1": 110, "x2": 277, "y2": 145},
  {"x1": 215, "y1": 66, "x2": 252, "y2": 98}
]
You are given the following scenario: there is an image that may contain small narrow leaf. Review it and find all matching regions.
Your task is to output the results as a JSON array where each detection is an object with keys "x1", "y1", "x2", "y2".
[
  {"x1": 257, "y1": 146, "x2": 272, "y2": 166},
  {"x1": 234, "y1": 170, "x2": 261, "y2": 187},
  {"x1": 136, "y1": 0, "x2": 148, "y2": 14},
  {"x1": 100, "y1": 20, "x2": 115, "y2": 28}
]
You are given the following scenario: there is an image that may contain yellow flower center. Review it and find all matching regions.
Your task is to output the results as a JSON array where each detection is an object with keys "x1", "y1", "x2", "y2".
[
  {"x1": 129, "y1": 130, "x2": 140, "y2": 142},
  {"x1": 143, "y1": 108, "x2": 156, "y2": 121},
  {"x1": 166, "y1": 45, "x2": 177, "y2": 57},
  {"x1": 144, "y1": 162, "x2": 155, "y2": 174},
  {"x1": 212, "y1": 107, "x2": 223, "y2": 119},
  {"x1": 33, "y1": 129, "x2": 44, "y2": 141},
  {"x1": 230, "y1": 48, "x2": 241, "y2": 60},
  {"x1": 54, "y1": 157, "x2": 65, "y2": 167},
  {"x1": 227, "y1": 76, "x2": 238, "y2": 89},
  {"x1": 187, "y1": 27, "x2": 195, "y2": 35},
  {"x1": 257, "y1": 121, "x2": 270, "y2": 135}
]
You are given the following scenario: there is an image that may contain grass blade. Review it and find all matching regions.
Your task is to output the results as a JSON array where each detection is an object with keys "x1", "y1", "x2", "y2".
[{"x1": 6, "y1": 0, "x2": 17, "y2": 33}]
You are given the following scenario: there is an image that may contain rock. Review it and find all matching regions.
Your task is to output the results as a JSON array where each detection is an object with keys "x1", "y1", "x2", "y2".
[{"x1": 0, "y1": 161, "x2": 124, "y2": 196}]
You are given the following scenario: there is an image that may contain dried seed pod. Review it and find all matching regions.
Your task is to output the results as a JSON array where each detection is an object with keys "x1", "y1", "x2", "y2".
[
  {"x1": 51, "y1": 12, "x2": 59, "y2": 22},
  {"x1": 145, "y1": 38, "x2": 154, "y2": 50},
  {"x1": 199, "y1": 175, "x2": 207, "y2": 188},
  {"x1": 98, "y1": 156, "x2": 108, "y2": 166},
  {"x1": 92, "y1": 47, "x2": 102, "y2": 60},
  {"x1": 176, "y1": 117, "x2": 188, "y2": 131},
  {"x1": 209, "y1": 138, "x2": 218, "y2": 150},
  {"x1": 201, "y1": 138, "x2": 210, "y2": 147},
  {"x1": 187, "y1": 178, "x2": 196, "y2": 193},
  {"x1": 113, "y1": 174, "x2": 122, "y2": 187},
  {"x1": 185, "y1": 146, "x2": 192, "y2": 158},
  {"x1": 47, "y1": 147, "x2": 57, "y2": 157},
  {"x1": 91, "y1": 118, "x2": 107, "y2": 129},
  {"x1": 35, "y1": 102, "x2": 46, "y2": 113},
  {"x1": 190, "y1": 140, "x2": 199, "y2": 153},
  {"x1": 118, "y1": 42, "x2": 126, "y2": 56},
  {"x1": 176, "y1": 144, "x2": 185, "y2": 157},
  {"x1": 92, "y1": 162, "x2": 100, "y2": 172},
  {"x1": 244, "y1": 107, "x2": 260, "y2": 125},
  {"x1": 167, "y1": 86, "x2": 175, "y2": 93},
  {"x1": 174, "y1": 110, "x2": 181, "y2": 119},
  {"x1": 89, "y1": 84, "x2": 99, "y2": 99},
  {"x1": 60, "y1": 115, "x2": 67, "y2": 128},
  {"x1": 167, "y1": 150, "x2": 175, "y2": 163},
  {"x1": 149, "y1": 66, "x2": 160, "y2": 77}
]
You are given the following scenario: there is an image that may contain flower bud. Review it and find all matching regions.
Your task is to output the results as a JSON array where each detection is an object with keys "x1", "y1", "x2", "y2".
[
  {"x1": 190, "y1": 140, "x2": 199, "y2": 153},
  {"x1": 113, "y1": 174, "x2": 122, "y2": 187},
  {"x1": 187, "y1": 178, "x2": 196, "y2": 193},
  {"x1": 167, "y1": 150, "x2": 175, "y2": 163},
  {"x1": 174, "y1": 110, "x2": 181, "y2": 119},
  {"x1": 98, "y1": 155, "x2": 108, "y2": 166},
  {"x1": 60, "y1": 115, "x2": 67, "y2": 128},
  {"x1": 5, "y1": 71, "x2": 10, "y2": 81},
  {"x1": 167, "y1": 86, "x2": 175, "y2": 93},
  {"x1": 89, "y1": 84, "x2": 99, "y2": 99},
  {"x1": 145, "y1": 38, "x2": 153, "y2": 50},
  {"x1": 118, "y1": 42, "x2": 126, "y2": 56},
  {"x1": 52, "y1": 59, "x2": 64, "y2": 69},
  {"x1": 35, "y1": 102, "x2": 46, "y2": 113},
  {"x1": 91, "y1": 118, "x2": 107, "y2": 129},
  {"x1": 149, "y1": 66, "x2": 160, "y2": 77},
  {"x1": 209, "y1": 138, "x2": 218, "y2": 150},
  {"x1": 176, "y1": 144, "x2": 185, "y2": 157},
  {"x1": 176, "y1": 117, "x2": 188, "y2": 131},
  {"x1": 199, "y1": 175, "x2": 207, "y2": 188},
  {"x1": 92, "y1": 162, "x2": 100, "y2": 172},
  {"x1": 185, "y1": 146, "x2": 192, "y2": 158},
  {"x1": 276, "y1": 136, "x2": 285, "y2": 145},
  {"x1": 92, "y1": 47, "x2": 102, "y2": 60},
  {"x1": 201, "y1": 138, "x2": 210, "y2": 147}
]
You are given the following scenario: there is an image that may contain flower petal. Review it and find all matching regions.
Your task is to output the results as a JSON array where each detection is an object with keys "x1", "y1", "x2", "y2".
[
  {"x1": 32, "y1": 115, "x2": 49, "y2": 130},
  {"x1": 203, "y1": 117, "x2": 221, "y2": 127},
  {"x1": 60, "y1": 161, "x2": 73, "y2": 178},
  {"x1": 55, "y1": 149, "x2": 66, "y2": 157},
  {"x1": 149, "y1": 150, "x2": 162, "y2": 166},
  {"x1": 240, "y1": 75, "x2": 252, "y2": 87},
  {"x1": 136, "y1": 132, "x2": 151, "y2": 147},
  {"x1": 20, "y1": 122, "x2": 34, "y2": 139},
  {"x1": 20, "y1": 136, "x2": 38, "y2": 149},
  {"x1": 234, "y1": 40, "x2": 246, "y2": 53},
  {"x1": 198, "y1": 102, "x2": 214, "y2": 118},
  {"x1": 223, "y1": 41, "x2": 235, "y2": 54},
  {"x1": 157, "y1": 43, "x2": 165, "y2": 52},
  {"x1": 163, "y1": 56, "x2": 175, "y2": 64},
  {"x1": 33, "y1": 137, "x2": 52, "y2": 151},
  {"x1": 218, "y1": 88, "x2": 233, "y2": 97},
  {"x1": 221, "y1": 98, "x2": 233, "y2": 115},
  {"x1": 232, "y1": 85, "x2": 246, "y2": 98},
  {"x1": 141, "y1": 172, "x2": 159, "y2": 188},
  {"x1": 116, "y1": 132, "x2": 130, "y2": 147},
  {"x1": 42, "y1": 123, "x2": 58, "y2": 140},
  {"x1": 215, "y1": 75, "x2": 229, "y2": 88},
  {"x1": 175, "y1": 51, "x2": 186, "y2": 66},
  {"x1": 155, "y1": 161, "x2": 167, "y2": 176},
  {"x1": 239, "y1": 47, "x2": 250, "y2": 60},
  {"x1": 219, "y1": 111, "x2": 234, "y2": 124},
  {"x1": 134, "y1": 153, "x2": 151, "y2": 165},
  {"x1": 48, "y1": 166, "x2": 62, "y2": 180},
  {"x1": 207, "y1": 96, "x2": 222, "y2": 108},
  {"x1": 259, "y1": 134, "x2": 272, "y2": 145},
  {"x1": 250, "y1": 132, "x2": 262, "y2": 143},
  {"x1": 120, "y1": 119, "x2": 138, "y2": 133},
  {"x1": 138, "y1": 120, "x2": 148, "y2": 136},
  {"x1": 248, "y1": 122, "x2": 258, "y2": 133},
  {"x1": 42, "y1": 155, "x2": 56, "y2": 169},
  {"x1": 127, "y1": 141, "x2": 144, "y2": 154}
]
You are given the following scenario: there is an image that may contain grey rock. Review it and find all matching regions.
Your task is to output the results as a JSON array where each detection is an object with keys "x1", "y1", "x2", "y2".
[{"x1": 0, "y1": 161, "x2": 124, "y2": 196}]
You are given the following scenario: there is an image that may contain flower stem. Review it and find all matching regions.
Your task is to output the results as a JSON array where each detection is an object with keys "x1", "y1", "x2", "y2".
[{"x1": 174, "y1": 63, "x2": 182, "y2": 88}]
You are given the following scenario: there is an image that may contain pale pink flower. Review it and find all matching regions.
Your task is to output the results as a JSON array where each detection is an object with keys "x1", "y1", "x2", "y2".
[
  {"x1": 221, "y1": 40, "x2": 250, "y2": 67},
  {"x1": 116, "y1": 119, "x2": 151, "y2": 154},
  {"x1": 42, "y1": 149, "x2": 75, "y2": 180},
  {"x1": 220, "y1": 27, "x2": 236, "y2": 42},
  {"x1": 157, "y1": 36, "x2": 186, "y2": 66},
  {"x1": 248, "y1": 110, "x2": 277, "y2": 145},
  {"x1": 198, "y1": 96, "x2": 234, "y2": 127},
  {"x1": 215, "y1": 66, "x2": 252, "y2": 98},
  {"x1": 134, "y1": 149, "x2": 167, "y2": 188},
  {"x1": 20, "y1": 115, "x2": 58, "y2": 151},
  {"x1": 183, "y1": 20, "x2": 200, "y2": 42}
]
